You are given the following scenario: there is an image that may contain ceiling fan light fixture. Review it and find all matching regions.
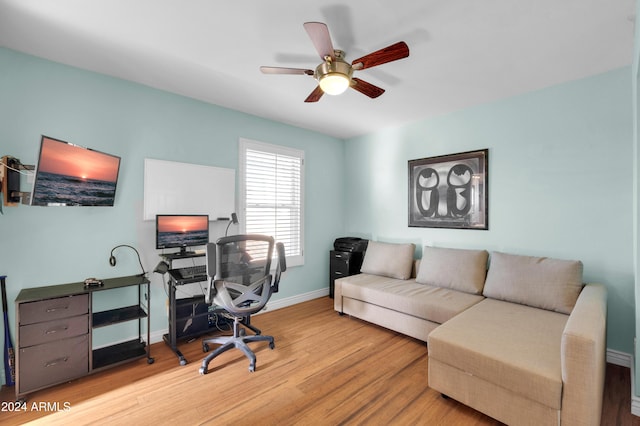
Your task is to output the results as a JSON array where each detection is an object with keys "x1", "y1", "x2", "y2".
[
  {"x1": 315, "y1": 54, "x2": 353, "y2": 96},
  {"x1": 319, "y1": 73, "x2": 350, "y2": 95}
]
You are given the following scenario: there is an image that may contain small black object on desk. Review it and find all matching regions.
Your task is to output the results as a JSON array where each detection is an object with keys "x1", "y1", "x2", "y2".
[{"x1": 83, "y1": 278, "x2": 104, "y2": 288}]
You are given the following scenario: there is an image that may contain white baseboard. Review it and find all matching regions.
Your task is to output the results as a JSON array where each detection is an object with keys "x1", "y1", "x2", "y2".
[
  {"x1": 607, "y1": 348, "x2": 632, "y2": 367},
  {"x1": 150, "y1": 329, "x2": 166, "y2": 345},
  {"x1": 629, "y1": 353, "x2": 640, "y2": 417},
  {"x1": 148, "y1": 287, "x2": 330, "y2": 345},
  {"x1": 263, "y1": 287, "x2": 330, "y2": 312}
]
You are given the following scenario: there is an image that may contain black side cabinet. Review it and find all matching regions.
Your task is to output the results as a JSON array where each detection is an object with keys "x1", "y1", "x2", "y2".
[{"x1": 329, "y1": 250, "x2": 364, "y2": 298}]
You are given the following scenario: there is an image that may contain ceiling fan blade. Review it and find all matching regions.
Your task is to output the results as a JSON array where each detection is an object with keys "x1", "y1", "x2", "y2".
[
  {"x1": 351, "y1": 41, "x2": 409, "y2": 70},
  {"x1": 260, "y1": 66, "x2": 314, "y2": 76},
  {"x1": 304, "y1": 86, "x2": 324, "y2": 103},
  {"x1": 351, "y1": 78, "x2": 385, "y2": 98},
  {"x1": 304, "y1": 22, "x2": 335, "y2": 60}
]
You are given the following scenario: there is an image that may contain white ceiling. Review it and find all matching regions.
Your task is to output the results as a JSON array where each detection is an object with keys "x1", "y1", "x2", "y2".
[{"x1": 0, "y1": 0, "x2": 635, "y2": 139}]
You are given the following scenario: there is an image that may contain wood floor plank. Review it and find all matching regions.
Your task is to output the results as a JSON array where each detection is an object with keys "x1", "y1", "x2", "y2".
[{"x1": 0, "y1": 296, "x2": 637, "y2": 425}]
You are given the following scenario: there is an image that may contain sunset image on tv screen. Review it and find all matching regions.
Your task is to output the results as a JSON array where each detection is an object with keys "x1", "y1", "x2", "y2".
[
  {"x1": 157, "y1": 215, "x2": 209, "y2": 249},
  {"x1": 31, "y1": 136, "x2": 121, "y2": 206}
]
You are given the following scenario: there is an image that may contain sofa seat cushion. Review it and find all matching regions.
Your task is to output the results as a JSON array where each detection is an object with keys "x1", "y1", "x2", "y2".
[
  {"x1": 339, "y1": 273, "x2": 484, "y2": 324},
  {"x1": 428, "y1": 298, "x2": 569, "y2": 410}
]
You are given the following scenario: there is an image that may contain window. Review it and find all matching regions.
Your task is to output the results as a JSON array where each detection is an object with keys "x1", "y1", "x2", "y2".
[{"x1": 239, "y1": 138, "x2": 304, "y2": 267}]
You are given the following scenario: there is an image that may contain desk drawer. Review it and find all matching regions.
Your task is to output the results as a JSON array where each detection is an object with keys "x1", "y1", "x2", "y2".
[
  {"x1": 18, "y1": 334, "x2": 89, "y2": 394},
  {"x1": 329, "y1": 251, "x2": 364, "y2": 299},
  {"x1": 19, "y1": 294, "x2": 89, "y2": 325},
  {"x1": 330, "y1": 251, "x2": 363, "y2": 275},
  {"x1": 330, "y1": 259, "x2": 350, "y2": 276},
  {"x1": 20, "y1": 315, "x2": 88, "y2": 347},
  {"x1": 330, "y1": 251, "x2": 353, "y2": 261}
]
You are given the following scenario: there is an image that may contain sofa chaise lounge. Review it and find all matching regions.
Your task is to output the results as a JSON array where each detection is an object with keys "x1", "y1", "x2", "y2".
[{"x1": 333, "y1": 241, "x2": 607, "y2": 426}]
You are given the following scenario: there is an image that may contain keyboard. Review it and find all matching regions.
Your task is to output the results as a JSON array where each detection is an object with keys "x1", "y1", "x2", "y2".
[{"x1": 168, "y1": 265, "x2": 208, "y2": 285}]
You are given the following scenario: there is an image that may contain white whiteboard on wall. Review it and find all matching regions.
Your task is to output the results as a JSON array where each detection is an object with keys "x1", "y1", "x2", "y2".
[{"x1": 143, "y1": 158, "x2": 235, "y2": 221}]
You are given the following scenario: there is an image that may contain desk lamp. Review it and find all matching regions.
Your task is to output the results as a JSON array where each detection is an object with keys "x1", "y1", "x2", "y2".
[
  {"x1": 109, "y1": 244, "x2": 146, "y2": 276},
  {"x1": 225, "y1": 213, "x2": 239, "y2": 236}
]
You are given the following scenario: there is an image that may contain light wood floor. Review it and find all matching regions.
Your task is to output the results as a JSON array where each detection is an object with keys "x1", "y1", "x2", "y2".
[{"x1": 0, "y1": 296, "x2": 637, "y2": 425}]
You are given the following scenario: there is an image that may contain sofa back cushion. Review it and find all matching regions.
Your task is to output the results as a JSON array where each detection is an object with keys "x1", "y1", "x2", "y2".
[
  {"x1": 360, "y1": 241, "x2": 415, "y2": 280},
  {"x1": 482, "y1": 251, "x2": 583, "y2": 314},
  {"x1": 416, "y1": 246, "x2": 489, "y2": 295}
]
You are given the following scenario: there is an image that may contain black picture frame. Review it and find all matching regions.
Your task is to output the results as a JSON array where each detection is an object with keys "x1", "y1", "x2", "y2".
[{"x1": 408, "y1": 149, "x2": 488, "y2": 229}]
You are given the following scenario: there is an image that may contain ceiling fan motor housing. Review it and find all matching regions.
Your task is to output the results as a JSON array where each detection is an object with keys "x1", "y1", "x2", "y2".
[{"x1": 315, "y1": 51, "x2": 353, "y2": 95}]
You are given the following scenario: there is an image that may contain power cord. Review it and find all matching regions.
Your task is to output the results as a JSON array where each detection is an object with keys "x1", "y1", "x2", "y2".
[{"x1": 1, "y1": 158, "x2": 34, "y2": 176}]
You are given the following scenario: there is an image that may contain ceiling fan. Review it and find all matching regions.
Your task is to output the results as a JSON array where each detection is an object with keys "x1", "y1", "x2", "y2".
[{"x1": 260, "y1": 22, "x2": 410, "y2": 103}]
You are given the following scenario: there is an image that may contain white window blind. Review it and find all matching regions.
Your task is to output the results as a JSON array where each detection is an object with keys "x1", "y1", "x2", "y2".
[{"x1": 239, "y1": 139, "x2": 304, "y2": 267}]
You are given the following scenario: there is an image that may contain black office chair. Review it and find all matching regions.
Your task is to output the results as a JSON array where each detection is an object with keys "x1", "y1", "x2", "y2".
[{"x1": 199, "y1": 234, "x2": 286, "y2": 374}]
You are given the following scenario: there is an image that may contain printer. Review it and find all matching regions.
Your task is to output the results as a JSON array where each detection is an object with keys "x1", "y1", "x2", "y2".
[{"x1": 333, "y1": 237, "x2": 368, "y2": 253}]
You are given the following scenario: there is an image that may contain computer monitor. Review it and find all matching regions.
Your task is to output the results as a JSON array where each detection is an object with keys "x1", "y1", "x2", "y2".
[
  {"x1": 31, "y1": 135, "x2": 121, "y2": 206},
  {"x1": 156, "y1": 214, "x2": 209, "y2": 255}
]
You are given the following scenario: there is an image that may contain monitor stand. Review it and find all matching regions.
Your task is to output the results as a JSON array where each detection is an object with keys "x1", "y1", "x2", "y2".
[{"x1": 174, "y1": 247, "x2": 195, "y2": 257}]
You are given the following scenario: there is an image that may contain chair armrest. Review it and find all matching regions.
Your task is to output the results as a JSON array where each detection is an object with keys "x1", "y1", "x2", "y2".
[
  {"x1": 204, "y1": 277, "x2": 215, "y2": 304},
  {"x1": 560, "y1": 282, "x2": 607, "y2": 426}
]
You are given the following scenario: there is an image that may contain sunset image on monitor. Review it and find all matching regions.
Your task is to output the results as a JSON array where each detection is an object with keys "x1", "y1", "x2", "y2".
[
  {"x1": 158, "y1": 215, "x2": 208, "y2": 233},
  {"x1": 31, "y1": 136, "x2": 121, "y2": 206},
  {"x1": 156, "y1": 215, "x2": 209, "y2": 250},
  {"x1": 38, "y1": 137, "x2": 120, "y2": 183}
]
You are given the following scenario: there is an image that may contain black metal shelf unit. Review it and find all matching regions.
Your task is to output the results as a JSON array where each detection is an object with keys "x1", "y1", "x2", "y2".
[{"x1": 14, "y1": 275, "x2": 153, "y2": 401}]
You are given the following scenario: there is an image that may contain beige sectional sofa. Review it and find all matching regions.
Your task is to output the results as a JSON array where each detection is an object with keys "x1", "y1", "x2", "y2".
[{"x1": 333, "y1": 242, "x2": 607, "y2": 426}]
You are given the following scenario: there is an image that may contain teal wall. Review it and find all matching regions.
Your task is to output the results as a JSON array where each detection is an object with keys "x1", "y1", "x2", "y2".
[
  {"x1": 0, "y1": 48, "x2": 345, "y2": 380},
  {"x1": 344, "y1": 67, "x2": 634, "y2": 355}
]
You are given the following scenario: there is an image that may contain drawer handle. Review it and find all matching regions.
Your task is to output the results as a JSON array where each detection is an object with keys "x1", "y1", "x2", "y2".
[
  {"x1": 45, "y1": 326, "x2": 69, "y2": 335},
  {"x1": 335, "y1": 271, "x2": 344, "y2": 276},
  {"x1": 45, "y1": 357, "x2": 69, "y2": 367},
  {"x1": 46, "y1": 306, "x2": 69, "y2": 313}
]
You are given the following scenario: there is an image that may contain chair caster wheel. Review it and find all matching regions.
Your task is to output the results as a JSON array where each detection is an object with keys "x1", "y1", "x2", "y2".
[
  {"x1": 179, "y1": 359, "x2": 187, "y2": 366},
  {"x1": 249, "y1": 365, "x2": 255, "y2": 372},
  {"x1": 147, "y1": 357, "x2": 155, "y2": 364},
  {"x1": 269, "y1": 342, "x2": 275, "y2": 350},
  {"x1": 203, "y1": 344, "x2": 209, "y2": 352},
  {"x1": 199, "y1": 367, "x2": 207, "y2": 375}
]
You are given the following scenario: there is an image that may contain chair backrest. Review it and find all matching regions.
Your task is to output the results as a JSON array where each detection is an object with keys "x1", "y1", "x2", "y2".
[
  {"x1": 215, "y1": 234, "x2": 274, "y2": 283},
  {"x1": 206, "y1": 234, "x2": 285, "y2": 316}
]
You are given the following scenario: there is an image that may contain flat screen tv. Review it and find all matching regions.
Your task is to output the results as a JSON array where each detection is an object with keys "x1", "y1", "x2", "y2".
[
  {"x1": 31, "y1": 135, "x2": 121, "y2": 206},
  {"x1": 156, "y1": 214, "x2": 210, "y2": 255}
]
